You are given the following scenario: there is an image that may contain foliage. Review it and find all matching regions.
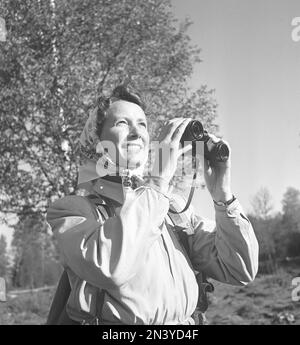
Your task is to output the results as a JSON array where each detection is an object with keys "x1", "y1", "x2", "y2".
[
  {"x1": 206, "y1": 265, "x2": 299, "y2": 325},
  {"x1": 0, "y1": 234, "x2": 9, "y2": 278},
  {"x1": 250, "y1": 187, "x2": 273, "y2": 220},
  {"x1": 0, "y1": 287, "x2": 55, "y2": 324},
  {"x1": 0, "y1": 0, "x2": 218, "y2": 225},
  {"x1": 10, "y1": 212, "x2": 61, "y2": 288},
  {"x1": 248, "y1": 214, "x2": 280, "y2": 274},
  {"x1": 281, "y1": 187, "x2": 300, "y2": 232},
  {"x1": 249, "y1": 186, "x2": 300, "y2": 274},
  {"x1": 249, "y1": 187, "x2": 278, "y2": 273},
  {"x1": 275, "y1": 187, "x2": 300, "y2": 261}
]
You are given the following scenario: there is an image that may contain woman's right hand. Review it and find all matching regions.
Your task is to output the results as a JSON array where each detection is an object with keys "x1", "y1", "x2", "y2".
[{"x1": 150, "y1": 118, "x2": 192, "y2": 184}]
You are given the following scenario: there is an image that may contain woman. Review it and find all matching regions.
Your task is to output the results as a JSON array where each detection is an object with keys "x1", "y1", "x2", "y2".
[{"x1": 46, "y1": 84, "x2": 259, "y2": 325}]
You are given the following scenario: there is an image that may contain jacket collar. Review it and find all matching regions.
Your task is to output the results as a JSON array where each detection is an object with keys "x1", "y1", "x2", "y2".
[
  {"x1": 91, "y1": 177, "x2": 125, "y2": 205},
  {"x1": 90, "y1": 175, "x2": 145, "y2": 205}
]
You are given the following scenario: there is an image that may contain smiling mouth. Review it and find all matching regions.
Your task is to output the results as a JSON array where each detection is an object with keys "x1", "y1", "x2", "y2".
[
  {"x1": 127, "y1": 144, "x2": 142, "y2": 147},
  {"x1": 125, "y1": 142, "x2": 143, "y2": 149},
  {"x1": 126, "y1": 145, "x2": 143, "y2": 152}
]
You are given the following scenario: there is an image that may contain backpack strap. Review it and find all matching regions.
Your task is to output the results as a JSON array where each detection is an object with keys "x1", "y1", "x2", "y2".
[
  {"x1": 80, "y1": 194, "x2": 114, "y2": 325},
  {"x1": 46, "y1": 270, "x2": 73, "y2": 324},
  {"x1": 46, "y1": 194, "x2": 114, "y2": 325},
  {"x1": 167, "y1": 198, "x2": 214, "y2": 325}
]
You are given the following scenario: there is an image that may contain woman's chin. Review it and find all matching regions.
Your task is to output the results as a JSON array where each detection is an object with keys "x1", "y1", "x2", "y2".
[
  {"x1": 125, "y1": 160, "x2": 143, "y2": 170},
  {"x1": 118, "y1": 152, "x2": 147, "y2": 170}
]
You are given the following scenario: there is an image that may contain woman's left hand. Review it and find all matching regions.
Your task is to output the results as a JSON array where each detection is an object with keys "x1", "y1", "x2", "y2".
[{"x1": 202, "y1": 134, "x2": 233, "y2": 203}]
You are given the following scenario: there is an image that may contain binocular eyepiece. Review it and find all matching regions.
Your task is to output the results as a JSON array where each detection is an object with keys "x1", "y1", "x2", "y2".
[{"x1": 179, "y1": 120, "x2": 229, "y2": 163}]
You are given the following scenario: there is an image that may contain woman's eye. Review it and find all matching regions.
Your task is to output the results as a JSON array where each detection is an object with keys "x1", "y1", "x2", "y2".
[
  {"x1": 139, "y1": 122, "x2": 147, "y2": 128},
  {"x1": 116, "y1": 120, "x2": 128, "y2": 126}
]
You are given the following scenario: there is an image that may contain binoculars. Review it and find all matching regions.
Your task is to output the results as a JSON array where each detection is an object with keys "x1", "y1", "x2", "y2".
[{"x1": 180, "y1": 120, "x2": 229, "y2": 163}]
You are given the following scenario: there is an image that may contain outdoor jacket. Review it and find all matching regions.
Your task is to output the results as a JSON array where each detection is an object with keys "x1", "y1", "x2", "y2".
[{"x1": 46, "y1": 176, "x2": 259, "y2": 325}]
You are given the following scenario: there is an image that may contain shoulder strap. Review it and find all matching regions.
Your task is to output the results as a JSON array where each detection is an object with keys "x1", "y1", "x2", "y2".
[
  {"x1": 86, "y1": 194, "x2": 116, "y2": 218},
  {"x1": 47, "y1": 194, "x2": 115, "y2": 325},
  {"x1": 167, "y1": 199, "x2": 193, "y2": 259},
  {"x1": 167, "y1": 198, "x2": 214, "y2": 320},
  {"x1": 82, "y1": 194, "x2": 115, "y2": 324},
  {"x1": 165, "y1": 219, "x2": 194, "y2": 270}
]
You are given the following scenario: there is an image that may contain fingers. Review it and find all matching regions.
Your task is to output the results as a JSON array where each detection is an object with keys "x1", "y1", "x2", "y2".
[
  {"x1": 208, "y1": 134, "x2": 220, "y2": 143},
  {"x1": 157, "y1": 119, "x2": 180, "y2": 141},
  {"x1": 170, "y1": 118, "x2": 191, "y2": 144},
  {"x1": 206, "y1": 133, "x2": 231, "y2": 167},
  {"x1": 207, "y1": 133, "x2": 231, "y2": 152},
  {"x1": 162, "y1": 118, "x2": 190, "y2": 145}
]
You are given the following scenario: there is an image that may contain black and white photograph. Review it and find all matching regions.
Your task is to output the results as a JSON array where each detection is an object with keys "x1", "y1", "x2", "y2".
[{"x1": 0, "y1": 0, "x2": 300, "y2": 329}]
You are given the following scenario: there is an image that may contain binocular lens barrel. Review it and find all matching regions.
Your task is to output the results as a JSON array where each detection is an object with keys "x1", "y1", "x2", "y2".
[
  {"x1": 180, "y1": 120, "x2": 229, "y2": 163},
  {"x1": 179, "y1": 120, "x2": 205, "y2": 143},
  {"x1": 213, "y1": 141, "x2": 230, "y2": 162}
]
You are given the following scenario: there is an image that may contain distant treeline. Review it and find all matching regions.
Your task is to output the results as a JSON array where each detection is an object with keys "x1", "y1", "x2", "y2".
[
  {"x1": 248, "y1": 186, "x2": 300, "y2": 274},
  {"x1": 0, "y1": 212, "x2": 62, "y2": 289}
]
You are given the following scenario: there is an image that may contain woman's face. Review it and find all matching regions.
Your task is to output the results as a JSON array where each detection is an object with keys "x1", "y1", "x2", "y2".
[{"x1": 99, "y1": 100, "x2": 150, "y2": 169}]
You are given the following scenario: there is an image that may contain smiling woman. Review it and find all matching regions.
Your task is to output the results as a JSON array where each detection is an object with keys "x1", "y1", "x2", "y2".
[
  {"x1": 99, "y1": 100, "x2": 149, "y2": 169},
  {"x1": 77, "y1": 84, "x2": 150, "y2": 181},
  {"x1": 46, "y1": 83, "x2": 258, "y2": 325}
]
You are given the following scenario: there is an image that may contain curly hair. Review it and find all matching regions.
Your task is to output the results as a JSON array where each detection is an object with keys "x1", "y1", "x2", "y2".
[{"x1": 95, "y1": 84, "x2": 146, "y2": 139}]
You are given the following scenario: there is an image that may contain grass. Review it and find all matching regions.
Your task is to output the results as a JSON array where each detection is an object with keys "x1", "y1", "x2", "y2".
[
  {"x1": 0, "y1": 288, "x2": 55, "y2": 325},
  {"x1": 206, "y1": 265, "x2": 300, "y2": 325},
  {"x1": 0, "y1": 265, "x2": 299, "y2": 325}
]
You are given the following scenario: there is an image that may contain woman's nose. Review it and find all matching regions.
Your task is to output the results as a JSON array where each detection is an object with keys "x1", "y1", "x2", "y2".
[{"x1": 128, "y1": 124, "x2": 140, "y2": 138}]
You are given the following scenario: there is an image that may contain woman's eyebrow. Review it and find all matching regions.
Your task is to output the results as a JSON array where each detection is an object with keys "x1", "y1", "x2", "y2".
[{"x1": 115, "y1": 116, "x2": 147, "y2": 122}]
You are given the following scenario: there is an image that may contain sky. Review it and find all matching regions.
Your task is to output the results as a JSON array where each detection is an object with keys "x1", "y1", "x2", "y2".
[
  {"x1": 172, "y1": 0, "x2": 300, "y2": 219},
  {"x1": 1, "y1": 0, "x2": 300, "y2": 244}
]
